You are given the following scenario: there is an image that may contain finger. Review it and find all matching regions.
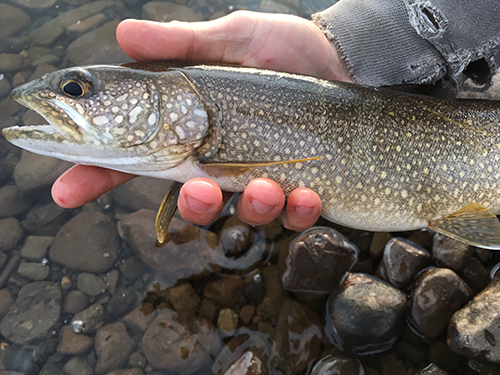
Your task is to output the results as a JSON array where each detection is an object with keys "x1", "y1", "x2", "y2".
[
  {"x1": 236, "y1": 179, "x2": 285, "y2": 226},
  {"x1": 51, "y1": 165, "x2": 135, "y2": 208},
  {"x1": 177, "y1": 178, "x2": 224, "y2": 225},
  {"x1": 281, "y1": 188, "x2": 322, "y2": 231}
]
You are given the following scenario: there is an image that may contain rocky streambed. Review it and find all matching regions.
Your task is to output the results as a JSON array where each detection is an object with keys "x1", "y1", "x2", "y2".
[{"x1": 1, "y1": 0, "x2": 500, "y2": 374}]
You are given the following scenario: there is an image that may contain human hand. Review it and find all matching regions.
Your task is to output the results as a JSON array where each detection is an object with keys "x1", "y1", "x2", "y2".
[{"x1": 51, "y1": 11, "x2": 353, "y2": 231}]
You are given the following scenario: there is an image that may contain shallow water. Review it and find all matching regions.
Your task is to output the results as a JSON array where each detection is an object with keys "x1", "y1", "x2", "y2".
[{"x1": 1, "y1": 1, "x2": 500, "y2": 374}]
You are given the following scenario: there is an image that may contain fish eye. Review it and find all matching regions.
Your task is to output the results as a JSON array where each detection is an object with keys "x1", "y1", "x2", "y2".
[{"x1": 62, "y1": 80, "x2": 84, "y2": 98}]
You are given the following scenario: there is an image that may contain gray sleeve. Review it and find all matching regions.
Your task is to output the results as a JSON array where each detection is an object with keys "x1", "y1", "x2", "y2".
[{"x1": 312, "y1": 0, "x2": 500, "y2": 91}]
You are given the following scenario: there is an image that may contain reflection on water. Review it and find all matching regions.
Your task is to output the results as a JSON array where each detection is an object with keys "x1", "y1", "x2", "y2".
[{"x1": 1, "y1": 0, "x2": 500, "y2": 374}]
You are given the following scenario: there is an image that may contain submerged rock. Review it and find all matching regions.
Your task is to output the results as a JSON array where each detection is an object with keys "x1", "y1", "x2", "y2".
[
  {"x1": 142, "y1": 309, "x2": 221, "y2": 374},
  {"x1": 309, "y1": 354, "x2": 365, "y2": 375},
  {"x1": 432, "y1": 235, "x2": 474, "y2": 273},
  {"x1": 49, "y1": 211, "x2": 119, "y2": 273},
  {"x1": 0, "y1": 185, "x2": 30, "y2": 219},
  {"x1": 448, "y1": 277, "x2": 500, "y2": 363},
  {"x1": 325, "y1": 273, "x2": 407, "y2": 355},
  {"x1": 409, "y1": 268, "x2": 472, "y2": 338},
  {"x1": 142, "y1": 2, "x2": 204, "y2": 22},
  {"x1": 0, "y1": 281, "x2": 61, "y2": 344},
  {"x1": 0, "y1": 4, "x2": 31, "y2": 39},
  {"x1": 95, "y1": 323, "x2": 135, "y2": 374},
  {"x1": 280, "y1": 227, "x2": 358, "y2": 294},
  {"x1": 0, "y1": 218, "x2": 24, "y2": 252},
  {"x1": 112, "y1": 177, "x2": 173, "y2": 211}
]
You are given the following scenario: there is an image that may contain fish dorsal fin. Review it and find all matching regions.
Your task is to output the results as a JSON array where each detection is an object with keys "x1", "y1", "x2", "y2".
[
  {"x1": 428, "y1": 202, "x2": 500, "y2": 250},
  {"x1": 155, "y1": 182, "x2": 182, "y2": 246},
  {"x1": 199, "y1": 156, "x2": 322, "y2": 177}
]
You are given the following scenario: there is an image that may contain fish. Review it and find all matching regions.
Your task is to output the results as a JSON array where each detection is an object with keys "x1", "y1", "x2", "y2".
[{"x1": 3, "y1": 61, "x2": 500, "y2": 249}]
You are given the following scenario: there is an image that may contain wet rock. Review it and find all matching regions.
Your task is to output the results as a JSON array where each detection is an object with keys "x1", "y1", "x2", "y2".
[
  {"x1": 19, "y1": 236, "x2": 52, "y2": 261},
  {"x1": 119, "y1": 256, "x2": 148, "y2": 281},
  {"x1": 112, "y1": 177, "x2": 173, "y2": 211},
  {"x1": 0, "y1": 218, "x2": 24, "y2": 251},
  {"x1": 239, "y1": 304, "x2": 255, "y2": 324},
  {"x1": 325, "y1": 273, "x2": 407, "y2": 355},
  {"x1": 67, "y1": 20, "x2": 130, "y2": 65},
  {"x1": 204, "y1": 275, "x2": 245, "y2": 308},
  {"x1": 309, "y1": 354, "x2": 365, "y2": 375},
  {"x1": 417, "y1": 363, "x2": 450, "y2": 375},
  {"x1": 13, "y1": 150, "x2": 72, "y2": 193},
  {"x1": 448, "y1": 277, "x2": 500, "y2": 363},
  {"x1": 4, "y1": 345, "x2": 40, "y2": 375},
  {"x1": 0, "y1": 97, "x2": 22, "y2": 120},
  {"x1": 62, "y1": 356, "x2": 93, "y2": 375},
  {"x1": 70, "y1": 303, "x2": 104, "y2": 334},
  {"x1": 105, "y1": 287, "x2": 136, "y2": 321},
  {"x1": 0, "y1": 281, "x2": 61, "y2": 344},
  {"x1": 280, "y1": 227, "x2": 358, "y2": 294},
  {"x1": 142, "y1": 2, "x2": 204, "y2": 22},
  {"x1": 142, "y1": 309, "x2": 221, "y2": 373},
  {"x1": 0, "y1": 53, "x2": 24, "y2": 71},
  {"x1": 458, "y1": 257, "x2": 489, "y2": 294},
  {"x1": 409, "y1": 268, "x2": 472, "y2": 338},
  {"x1": 170, "y1": 283, "x2": 201, "y2": 313},
  {"x1": 122, "y1": 307, "x2": 157, "y2": 336},
  {"x1": 0, "y1": 186, "x2": 30, "y2": 219},
  {"x1": 256, "y1": 266, "x2": 288, "y2": 319},
  {"x1": 0, "y1": 76, "x2": 12, "y2": 98},
  {"x1": 106, "y1": 269, "x2": 119, "y2": 295},
  {"x1": 107, "y1": 369, "x2": 144, "y2": 375},
  {"x1": 95, "y1": 322, "x2": 135, "y2": 374},
  {"x1": 199, "y1": 298, "x2": 218, "y2": 324},
  {"x1": 427, "y1": 341, "x2": 460, "y2": 374},
  {"x1": 243, "y1": 272, "x2": 266, "y2": 304},
  {"x1": 49, "y1": 211, "x2": 119, "y2": 273},
  {"x1": 63, "y1": 290, "x2": 90, "y2": 314},
  {"x1": 275, "y1": 298, "x2": 322, "y2": 374},
  {"x1": 0, "y1": 288, "x2": 13, "y2": 320},
  {"x1": 77, "y1": 272, "x2": 107, "y2": 296},
  {"x1": 0, "y1": 251, "x2": 21, "y2": 288},
  {"x1": 370, "y1": 232, "x2": 394, "y2": 258},
  {"x1": 380, "y1": 352, "x2": 407, "y2": 375},
  {"x1": 432, "y1": 234, "x2": 474, "y2": 272},
  {"x1": 217, "y1": 308, "x2": 239, "y2": 333},
  {"x1": 118, "y1": 210, "x2": 219, "y2": 285},
  {"x1": 17, "y1": 262, "x2": 49, "y2": 281},
  {"x1": 375, "y1": 238, "x2": 431, "y2": 289},
  {"x1": 33, "y1": 338, "x2": 58, "y2": 364},
  {"x1": 260, "y1": 0, "x2": 300, "y2": 14},
  {"x1": 21, "y1": 202, "x2": 68, "y2": 236},
  {"x1": 211, "y1": 331, "x2": 274, "y2": 375},
  {"x1": 66, "y1": 13, "x2": 108, "y2": 38},
  {"x1": 28, "y1": 63, "x2": 57, "y2": 80},
  {"x1": 11, "y1": 0, "x2": 56, "y2": 9},
  {"x1": 29, "y1": 1, "x2": 118, "y2": 46},
  {"x1": 57, "y1": 325, "x2": 93, "y2": 355},
  {"x1": 219, "y1": 215, "x2": 254, "y2": 257},
  {"x1": 0, "y1": 4, "x2": 31, "y2": 38},
  {"x1": 30, "y1": 54, "x2": 60, "y2": 67}
]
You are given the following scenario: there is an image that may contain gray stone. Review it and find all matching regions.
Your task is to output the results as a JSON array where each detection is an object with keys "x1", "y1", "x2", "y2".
[
  {"x1": 142, "y1": 2, "x2": 204, "y2": 22},
  {"x1": 118, "y1": 210, "x2": 220, "y2": 286},
  {"x1": 142, "y1": 309, "x2": 221, "y2": 373},
  {"x1": 309, "y1": 354, "x2": 364, "y2": 375},
  {"x1": 17, "y1": 262, "x2": 49, "y2": 281},
  {"x1": 28, "y1": 63, "x2": 57, "y2": 81},
  {"x1": 49, "y1": 211, "x2": 119, "y2": 273},
  {"x1": 67, "y1": 20, "x2": 130, "y2": 65},
  {"x1": 21, "y1": 202, "x2": 68, "y2": 236},
  {"x1": 0, "y1": 185, "x2": 30, "y2": 219},
  {"x1": 409, "y1": 268, "x2": 472, "y2": 338},
  {"x1": 77, "y1": 272, "x2": 107, "y2": 296},
  {"x1": 0, "y1": 288, "x2": 13, "y2": 320},
  {"x1": 20, "y1": 236, "x2": 52, "y2": 261},
  {"x1": 122, "y1": 307, "x2": 157, "y2": 336},
  {"x1": 275, "y1": 299, "x2": 322, "y2": 374},
  {"x1": 112, "y1": 177, "x2": 173, "y2": 211},
  {"x1": 204, "y1": 276, "x2": 244, "y2": 308},
  {"x1": 417, "y1": 363, "x2": 450, "y2": 375},
  {"x1": 29, "y1": 1, "x2": 118, "y2": 46},
  {"x1": 448, "y1": 277, "x2": 500, "y2": 363},
  {"x1": 63, "y1": 290, "x2": 90, "y2": 314},
  {"x1": 30, "y1": 54, "x2": 60, "y2": 67},
  {"x1": 57, "y1": 325, "x2": 93, "y2": 355},
  {"x1": 325, "y1": 273, "x2": 408, "y2": 355},
  {"x1": 432, "y1": 234, "x2": 474, "y2": 273},
  {"x1": 0, "y1": 76, "x2": 12, "y2": 98},
  {"x1": 0, "y1": 218, "x2": 23, "y2": 252},
  {"x1": 95, "y1": 322, "x2": 135, "y2": 374},
  {"x1": 14, "y1": 150, "x2": 72, "y2": 193},
  {"x1": 0, "y1": 281, "x2": 61, "y2": 344},
  {"x1": 280, "y1": 227, "x2": 358, "y2": 294},
  {"x1": 66, "y1": 13, "x2": 108, "y2": 38},
  {"x1": 0, "y1": 53, "x2": 24, "y2": 71},
  {"x1": 62, "y1": 356, "x2": 93, "y2": 375},
  {"x1": 0, "y1": 4, "x2": 31, "y2": 38},
  {"x1": 11, "y1": 0, "x2": 56, "y2": 9},
  {"x1": 70, "y1": 303, "x2": 104, "y2": 334}
]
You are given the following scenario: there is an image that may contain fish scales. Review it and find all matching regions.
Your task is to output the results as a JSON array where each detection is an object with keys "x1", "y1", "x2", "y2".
[{"x1": 3, "y1": 62, "x2": 500, "y2": 248}]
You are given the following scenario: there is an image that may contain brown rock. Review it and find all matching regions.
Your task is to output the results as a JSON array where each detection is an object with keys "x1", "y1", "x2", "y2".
[
  {"x1": 0, "y1": 185, "x2": 30, "y2": 219},
  {"x1": 256, "y1": 266, "x2": 288, "y2": 319},
  {"x1": 0, "y1": 4, "x2": 31, "y2": 38},
  {"x1": 66, "y1": 13, "x2": 107, "y2": 38},
  {"x1": 0, "y1": 218, "x2": 24, "y2": 251},
  {"x1": 217, "y1": 308, "x2": 239, "y2": 333},
  {"x1": 239, "y1": 304, "x2": 255, "y2": 324},
  {"x1": 142, "y1": 2, "x2": 204, "y2": 22},
  {"x1": 204, "y1": 275, "x2": 245, "y2": 308},
  {"x1": 57, "y1": 325, "x2": 93, "y2": 355},
  {"x1": 0, "y1": 53, "x2": 24, "y2": 71},
  {"x1": 170, "y1": 283, "x2": 201, "y2": 313},
  {"x1": 95, "y1": 323, "x2": 135, "y2": 374}
]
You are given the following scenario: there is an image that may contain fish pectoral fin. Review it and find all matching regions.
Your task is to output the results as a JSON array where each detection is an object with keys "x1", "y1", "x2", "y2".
[
  {"x1": 155, "y1": 181, "x2": 182, "y2": 246},
  {"x1": 199, "y1": 156, "x2": 322, "y2": 177},
  {"x1": 428, "y1": 202, "x2": 500, "y2": 250}
]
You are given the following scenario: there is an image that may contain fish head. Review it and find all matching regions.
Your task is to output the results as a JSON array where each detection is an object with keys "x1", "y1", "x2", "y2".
[{"x1": 3, "y1": 65, "x2": 210, "y2": 174}]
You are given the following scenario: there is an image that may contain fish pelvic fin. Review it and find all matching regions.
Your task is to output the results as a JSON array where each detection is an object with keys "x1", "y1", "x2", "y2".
[
  {"x1": 155, "y1": 182, "x2": 182, "y2": 246},
  {"x1": 429, "y1": 202, "x2": 500, "y2": 250}
]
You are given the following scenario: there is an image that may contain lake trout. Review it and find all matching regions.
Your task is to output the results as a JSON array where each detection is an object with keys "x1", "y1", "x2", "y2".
[{"x1": 3, "y1": 61, "x2": 500, "y2": 249}]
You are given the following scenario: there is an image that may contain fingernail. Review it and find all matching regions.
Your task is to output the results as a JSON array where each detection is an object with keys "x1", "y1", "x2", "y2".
[
  {"x1": 251, "y1": 199, "x2": 274, "y2": 214},
  {"x1": 187, "y1": 196, "x2": 212, "y2": 213},
  {"x1": 294, "y1": 205, "x2": 314, "y2": 216}
]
